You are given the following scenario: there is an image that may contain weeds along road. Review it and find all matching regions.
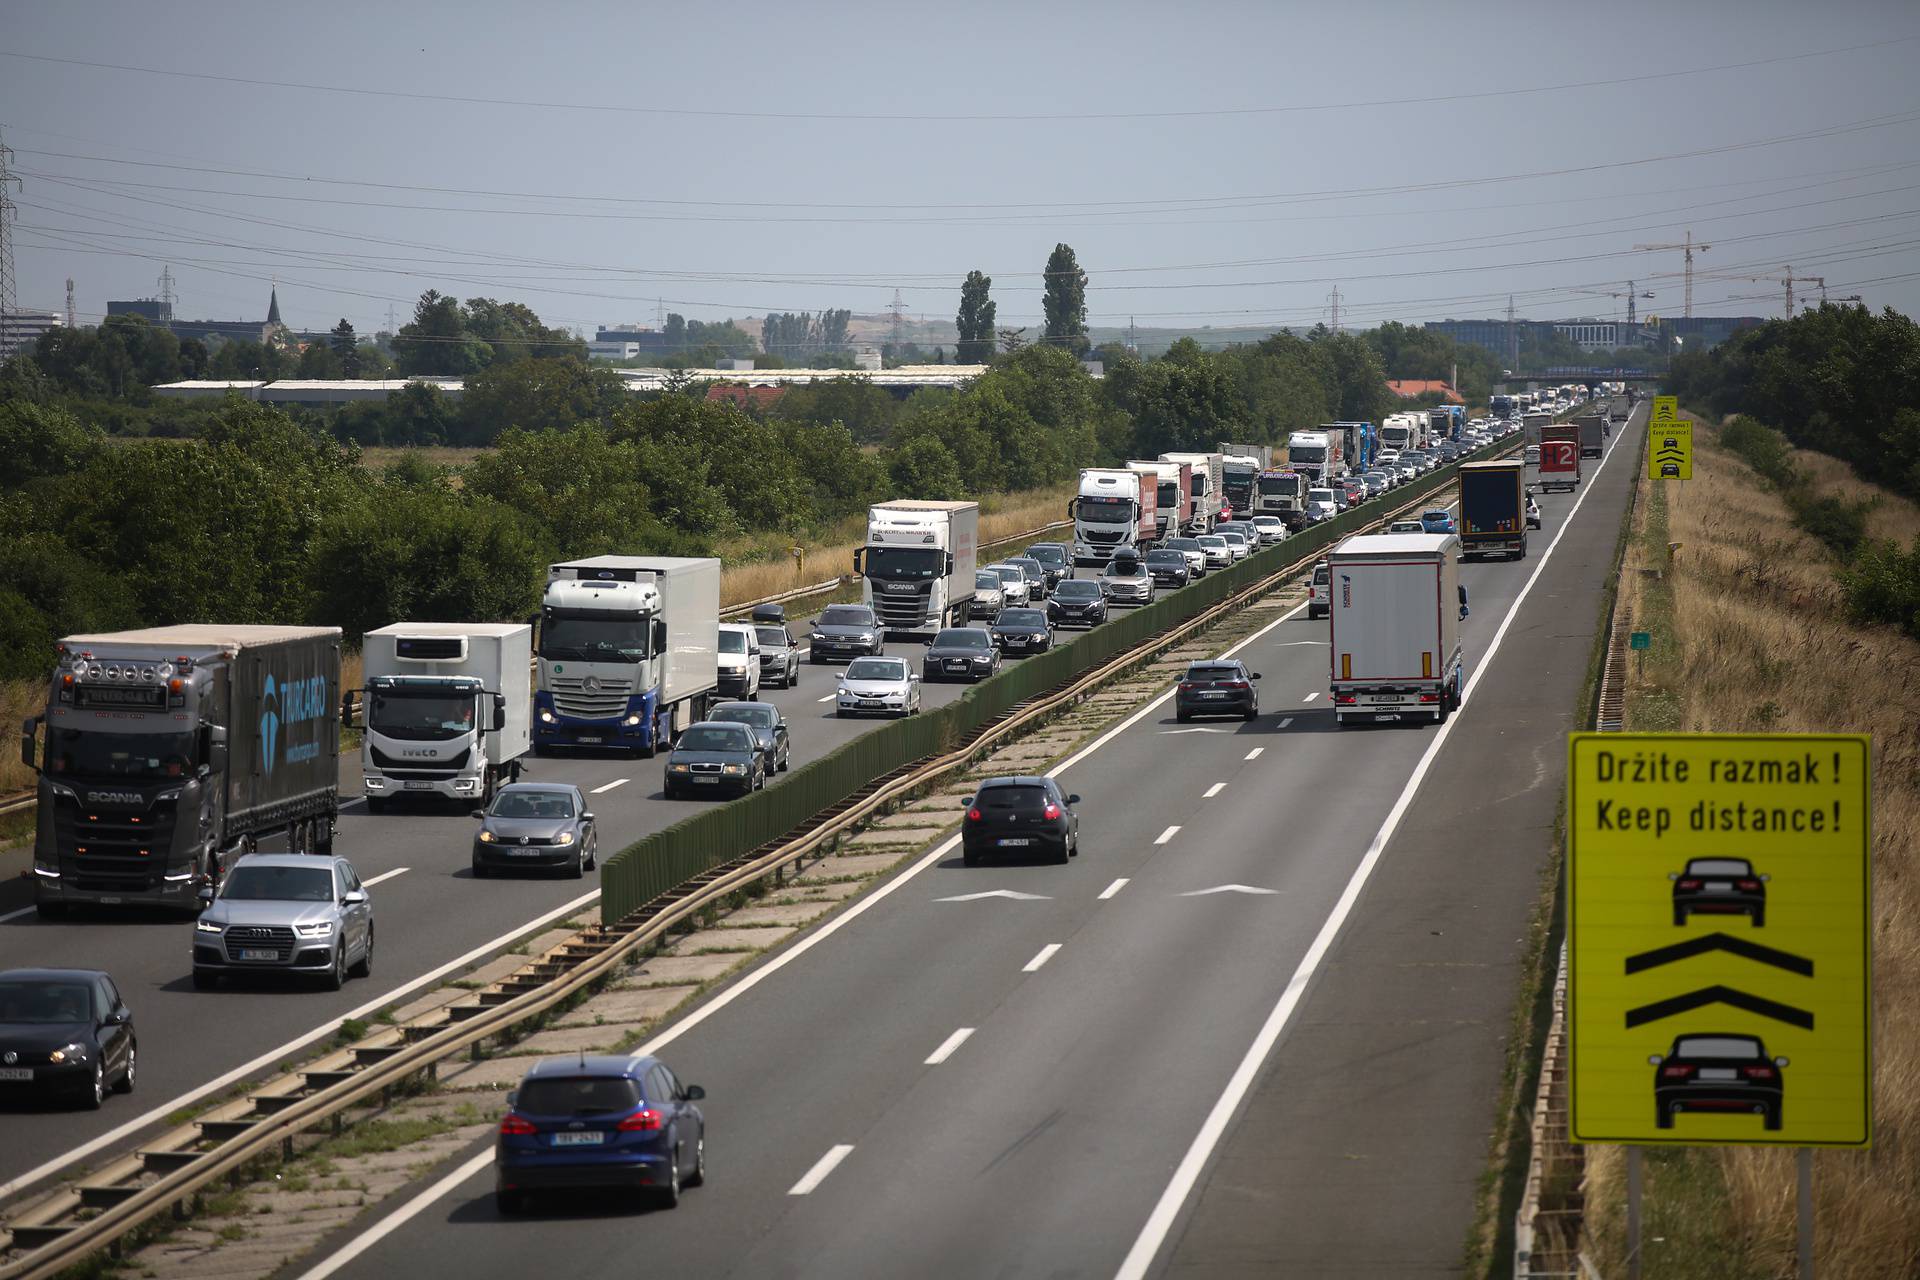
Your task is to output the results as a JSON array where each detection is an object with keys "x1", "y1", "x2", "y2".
[{"x1": 301, "y1": 412, "x2": 1645, "y2": 1280}]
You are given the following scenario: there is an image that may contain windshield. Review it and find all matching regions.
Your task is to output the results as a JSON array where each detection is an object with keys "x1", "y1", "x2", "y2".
[
  {"x1": 369, "y1": 689, "x2": 474, "y2": 741},
  {"x1": 864, "y1": 546, "x2": 945, "y2": 579},
  {"x1": 223, "y1": 864, "x2": 334, "y2": 903},
  {"x1": 998, "y1": 610, "x2": 1046, "y2": 627},
  {"x1": 46, "y1": 727, "x2": 196, "y2": 781},
  {"x1": 718, "y1": 631, "x2": 747, "y2": 654},
  {"x1": 1054, "y1": 582, "x2": 1100, "y2": 599},
  {"x1": 934, "y1": 630, "x2": 991, "y2": 649},
  {"x1": 1258, "y1": 475, "x2": 1302, "y2": 497},
  {"x1": 1198, "y1": 536, "x2": 1226, "y2": 548},
  {"x1": 713, "y1": 705, "x2": 777, "y2": 728},
  {"x1": 1105, "y1": 559, "x2": 1145, "y2": 575},
  {"x1": 1076, "y1": 496, "x2": 1134, "y2": 524},
  {"x1": 540, "y1": 609, "x2": 651, "y2": 663},
  {"x1": 1167, "y1": 539, "x2": 1200, "y2": 552},
  {"x1": 0, "y1": 981, "x2": 93, "y2": 1024},
  {"x1": 1290, "y1": 445, "x2": 1326, "y2": 464},
  {"x1": 675, "y1": 726, "x2": 753, "y2": 753},
  {"x1": 1146, "y1": 551, "x2": 1184, "y2": 564},
  {"x1": 1157, "y1": 481, "x2": 1178, "y2": 506},
  {"x1": 819, "y1": 606, "x2": 875, "y2": 628},
  {"x1": 492, "y1": 790, "x2": 577, "y2": 818},
  {"x1": 755, "y1": 627, "x2": 788, "y2": 647},
  {"x1": 1027, "y1": 545, "x2": 1066, "y2": 567},
  {"x1": 517, "y1": 1076, "x2": 641, "y2": 1116},
  {"x1": 846, "y1": 658, "x2": 907, "y2": 681}
]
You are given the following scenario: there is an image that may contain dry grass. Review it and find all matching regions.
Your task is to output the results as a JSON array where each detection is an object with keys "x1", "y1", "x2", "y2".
[
  {"x1": 355, "y1": 445, "x2": 491, "y2": 473},
  {"x1": 1591, "y1": 424, "x2": 1920, "y2": 1277},
  {"x1": 1793, "y1": 450, "x2": 1920, "y2": 547}
]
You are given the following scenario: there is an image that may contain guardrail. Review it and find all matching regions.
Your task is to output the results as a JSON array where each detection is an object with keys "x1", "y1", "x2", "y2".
[{"x1": 0, "y1": 442, "x2": 1510, "y2": 1278}]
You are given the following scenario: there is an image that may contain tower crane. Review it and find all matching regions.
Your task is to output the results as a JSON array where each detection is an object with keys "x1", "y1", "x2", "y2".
[{"x1": 1634, "y1": 231, "x2": 1710, "y2": 317}]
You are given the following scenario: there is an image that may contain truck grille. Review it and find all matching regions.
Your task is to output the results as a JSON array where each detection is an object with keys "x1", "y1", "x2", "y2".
[
  {"x1": 548, "y1": 675, "x2": 633, "y2": 718},
  {"x1": 370, "y1": 746, "x2": 469, "y2": 776},
  {"x1": 224, "y1": 925, "x2": 295, "y2": 962},
  {"x1": 53, "y1": 802, "x2": 180, "y2": 892},
  {"x1": 875, "y1": 591, "x2": 932, "y2": 627},
  {"x1": 1083, "y1": 529, "x2": 1124, "y2": 545}
]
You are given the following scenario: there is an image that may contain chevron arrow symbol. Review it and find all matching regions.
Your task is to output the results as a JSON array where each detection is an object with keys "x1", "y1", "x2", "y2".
[
  {"x1": 1625, "y1": 933, "x2": 1813, "y2": 978},
  {"x1": 1625, "y1": 984, "x2": 1814, "y2": 1030},
  {"x1": 934, "y1": 890, "x2": 1051, "y2": 902}
]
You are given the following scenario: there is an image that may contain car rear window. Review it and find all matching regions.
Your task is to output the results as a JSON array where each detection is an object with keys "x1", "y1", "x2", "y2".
[
  {"x1": 516, "y1": 1076, "x2": 642, "y2": 1115},
  {"x1": 980, "y1": 784, "x2": 1048, "y2": 810},
  {"x1": 1674, "y1": 1036, "x2": 1764, "y2": 1060},
  {"x1": 713, "y1": 705, "x2": 776, "y2": 728},
  {"x1": 1686, "y1": 858, "x2": 1751, "y2": 876},
  {"x1": 1187, "y1": 664, "x2": 1241, "y2": 682}
]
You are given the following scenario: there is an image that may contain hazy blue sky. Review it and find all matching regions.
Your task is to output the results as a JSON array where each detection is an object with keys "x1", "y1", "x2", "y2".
[{"x1": 5, "y1": 0, "x2": 1919, "y2": 341}]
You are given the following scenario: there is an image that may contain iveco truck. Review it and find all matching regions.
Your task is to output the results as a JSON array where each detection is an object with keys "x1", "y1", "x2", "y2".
[
  {"x1": 23, "y1": 625, "x2": 342, "y2": 917},
  {"x1": 854, "y1": 500, "x2": 979, "y2": 640},
  {"x1": 535, "y1": 556, "x2": 720, "y2": 756},
  {"x1": 352, "y1": 622, "x2": 531, "y2": 811},
  {"x1": 1070, "y1": 468, "x2": 1156, "y2": 566},
  {"x1": 1327, "y1": 533, "x2": 1464, "y2": 726}
]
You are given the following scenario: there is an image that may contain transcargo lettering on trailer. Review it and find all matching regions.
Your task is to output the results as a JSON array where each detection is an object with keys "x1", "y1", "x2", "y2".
[{"x1": 261, "y1": 673, "x2": 331, "y2": 774}]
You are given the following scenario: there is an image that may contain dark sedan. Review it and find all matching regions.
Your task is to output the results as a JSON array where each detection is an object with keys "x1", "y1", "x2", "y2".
[
  {"x1": 1651, "y1": 1033, "x2": 1787, "y2": 1131},
  {"x1": 1047, "y1": 579, "x2": 1108, "y2": 628},
  {"x1": 1670, "y1": 858, "x2": 1769, "y2": 927},
  {"x1": 1008, "y1": 556, "x2": 1052, "y2": 600},
  {"x1": 807, "y1": 604, "x2": 885, "y2": 664},
  {"x1": 989, "y1": 608, "x2": 1055, "y2": 656},
  {"x1": 922, "y1": 627, "x2": 1001, "y2": 683},
  {"x1": 0, "y1": 968, "x2": 136, "y2": 1109},
  {"x1": 495, "y1": 1054, "x2": 706, "y2": 1212},
  {"x1": 1024, "y1": 542, "x2": 1071, "y2": 592},
  {"x1": 1144, "y1": 548, "x2": 1191, "y2": 587},
  {"x1": 472, "y1": 783, "x2": 597, "y2": 878},
  {"x1": 1174, "y1": 659, "x2": 1261, "y2": 722},
  {"x1": 961, "y1": 776, "x2": 1080, "y2": 866},
  {"x1": 709, "y1": 701, "x2": 790, "y2": 775},
  {"x1": 662, "y1": 722, "x2": 765, "y2": 798}
]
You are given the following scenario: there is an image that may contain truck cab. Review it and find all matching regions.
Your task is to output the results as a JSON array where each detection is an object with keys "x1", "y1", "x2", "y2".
[
  {"x1": 354, "y1": 624, "x2": 529, "y2": 812},
  {"x1": 1254, "y1": 469, "x2": 1308, "y2": 530},
  {"x1": 856, "y1": 500, "x2": 979, "y2": 639},
  {"x1": 1071, "y1": 469, "x2": 1150, "y2": 568}
]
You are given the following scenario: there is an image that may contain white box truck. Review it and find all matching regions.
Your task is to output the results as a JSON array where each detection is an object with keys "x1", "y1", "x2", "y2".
[
  {"x1": 1132, "y1": 460, "x2": 1191, "y2": 539},
  {"x1": 855, "y1": 500, "x2": 979, "y2": 639},
  {"x1": 1327, "y1": 532, "x2": 1464, "y2": 726},
  {"x1": 1071, "y1": 468, "x2": 1156, "y2": 566},
  {"x1": 535, "y1": 556, "x2": 721, "y2": 756},
  {"x1": 355, "y1": 622, "x2": 532, "y2": 811},
  {"x1": 1284, "y1": 432, "x2": 1343, "y2": 487},
  {"x1": 1159, "y1": 451, "x2": 1223, "y2": 532}
]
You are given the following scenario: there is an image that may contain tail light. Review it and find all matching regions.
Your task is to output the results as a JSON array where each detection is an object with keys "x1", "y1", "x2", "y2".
[
  {"x1": 1741, "y1": 1065, "x2": 1777, "y2": 1081},
  {"x1": 1659, "y1": 1065, "x2": 1696, "y2": 1081},
  {"x1": 1178, "y1": 682, "x2": 1195, "y2": 692},
  {"x1": 499, "y1": 1114, "x2": 538, "y2": 1135},
  {"x1": 966, "y1": 807, "x2": 983, "y2": 822},
  {"x1": 1042, "y1": 802, "x2": 1062, "y2": 821},
  {"x1": 1736, "y1": 878, "x2": 1762, "y2": 892},
  {"x1": 1676, "y1": 879, "x2": 1703, "y2": 891},
  {"x1": 1335, "y1": 693, "x2": 1357, "y2": 705},
  {"x1": 617, "y1": 1108, "x2": 663, "y2": 1132},
  {"x1": 1418, "y1": 693, "x2": 1439, "y2": 703},
  {"x1": 1222, "y1": 681, "x2": 1249, "y2": 690}
]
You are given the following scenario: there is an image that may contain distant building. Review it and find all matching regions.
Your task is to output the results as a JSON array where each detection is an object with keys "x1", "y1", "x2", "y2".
[
  {"x1": 0, "y1": 308, "x2": 62, "y2": 359},
  {"x1": 163, "y1": 286, "x2": 288, "y2": 349},
  {"x1": 107, "y1": 298, "x2": 174, "y2": 323},
  {"x1": 588, "y1": 341, "x2": 643, "y2": 361},
  {"x1": 1553, "y1": 320, "x2": 1629, "y2": 352},
  {"x1": 594, "y1": 327, "x2": 673, "y2": 355}
]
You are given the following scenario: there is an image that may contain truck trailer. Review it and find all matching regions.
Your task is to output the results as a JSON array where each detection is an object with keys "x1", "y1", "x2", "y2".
[
  {"x1": 1574, "y1": 412, "x2": 1607, "y2": 458},
  {"x1": 1218, "y1": 446, "x2": 1270, "y2": 518},
  {"x1": 24, "y1": 625, "x2": 342, "y2": 917},
  {"x1": 1134, "y1": 460, "x2": 1192, "y2": 539},
  {"x1": 535, "y1": 556, "x2": 721, "y2": 756},
  {"x1": 1537, "y1": 423, "x2": 1583, "y2": 493},
  {"x1": 1327, "y1": 534, "x2": 1464, "y2": 726},
  {"x1": 1457, "y1": 459, "x2": 1529, "y2": 560},
  {"x1": 1159, "y1": 452, "x2": 1223, "y2": 532},
  {"x1": 1071, "y1": 468, "x2": 1156, "y2": 566},
  {"x1": 855, "y1": 500, "x2": 979, "y2": 639},
  {"x1": 352, "y1": 622, "x2": 531, "y2": 811}
]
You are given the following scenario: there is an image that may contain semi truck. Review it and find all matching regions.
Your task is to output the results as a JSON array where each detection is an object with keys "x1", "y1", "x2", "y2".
[
  {"x1": 1491, "y1": 393, "x2": 1517, "y2": 420},
  {"x1": 855, "y1": 500, "x2": 979, "y2": 639},
  {"x1": 1327, "y1": 533, "x2": 1464, "y2": 727},
  {"x1": 23, "y1": 625, "x2": 342, "y2": 917},
  {"x1": 1283, "y1": 433, "x2": 1341, "y2": 488},
  {"x1": 1070, "y1": 468, "x2": 1157, "y2": 566},
  {"x1": 1159, "y1": 452, "x2": 1223, "y2": 532},
  {"x1": 1254, "y1": 468, "x2": 1309, "y2": 530},
  {"x1": 1574, "y1": 411, "x2": 1607, "y2": 458},
  {"x1": 1133, "y1": 459, "x2": 1192, "y2": 539},
  {"x1": 1324, "y1": 422, "x2": 1378, "y2": 474},
  {"x1": 351, "y1": 622, "x2": 531, "y2": 812},
  {"x1": 1217, "y1": 444, "x2": 1272, "y2": 518},
  {"x1": 1378, "y1": 414, "x2": 1423, "y2": 456},
  {"x1": 535, "y1": 556, "x2": 721, "y2": 756},
  {"x1": 1457, "y1": 459, "x2": 1528, "y2": 560},
  {"x1": 1537, "y1": 423, "x2": 1583, "y2": 492}
]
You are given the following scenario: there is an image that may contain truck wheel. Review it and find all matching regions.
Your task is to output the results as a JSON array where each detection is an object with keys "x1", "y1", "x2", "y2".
[{"x1": 36, "y1": 900, "x2": 66, "y2": 921}]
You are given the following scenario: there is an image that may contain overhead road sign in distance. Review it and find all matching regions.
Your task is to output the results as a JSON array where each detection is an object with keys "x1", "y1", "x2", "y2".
[
  {"x1": 1568, "y1": 733, "x2": 1871, "y2": 1148},
  {"x1": 1649, "y1": 419, "x2": 1693, "y2": 480}
]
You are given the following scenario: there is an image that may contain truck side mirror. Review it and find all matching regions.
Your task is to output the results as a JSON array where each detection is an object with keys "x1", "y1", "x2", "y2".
[
  {"x1": 207, "y1": 725, "x2": 228, "y2": 774},
  {"x1": 492, "y1": 693, "x2": 507, "y2": 732},
  {"x1": 851, "y1": 547, "x2": 865, "y2": 574},
  {"x1": 945, "y1": 553, "x2": 955, "y2": 575},
  {"x1": 339, "y1": 690, "x2": 358, "y2": 729},
  {"x1": 20, "y1": 715, "x2": 39, "y2": 772},
  {"x1": 652, "y1": 619, "x2": 668, "y2": 653}
]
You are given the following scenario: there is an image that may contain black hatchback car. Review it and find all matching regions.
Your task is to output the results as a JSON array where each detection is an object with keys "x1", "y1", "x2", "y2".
[
  {"x1": 961, "y1": 776, "x2": 1081, "y2": 866},
  {"x1": 923, "y1": 627, "x2": 1001, "y2": 682},
  {"x1": 0, "y1": 968, "x2": 136, "y2": 1109},
  {"x1": 1024, "y1": 542, "x2": 1071, "y2": 592},
  {"x1": 1670, "y1": 858, "x2": 1769, "y2": 927},
  {"x1": 663, "y1": 721, "x2": 766, "y2": 798},
  {"x1": 1651, "y1": 1033, "x2": 1787, "y2": 1131},
  {"x1": 1143, "y1": 548, "x2": 1191, "y2": 588},
  {"x1": 1174, "y1": 659, "x2": 1261, "y2": 722},
  {"x1": 472, "y1": 783, "x2": 597, "y2": 878},
  {"x1": 808, "y1": 605, "x2": 884, "y2": 664},
  {"x1": 1047, "y1": 579, "x2": 1108, "y2": 629},
  {"x1": 989, "y1": 608, "x2": 1055, "y2": 656}
]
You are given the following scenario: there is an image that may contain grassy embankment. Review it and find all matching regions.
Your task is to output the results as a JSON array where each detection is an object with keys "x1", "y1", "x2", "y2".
[{"x1": 1582, "y1": 422, "x2": 1920, "y2": 1277}]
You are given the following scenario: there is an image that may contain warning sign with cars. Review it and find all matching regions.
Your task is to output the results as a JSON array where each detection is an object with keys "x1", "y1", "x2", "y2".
[
  {"x1": 1567, "y1": 733, "x2": 1872, "y2": 1147},
  {"x1": 1648, "y1": 398, "x2": 1693, "y2": 480}
]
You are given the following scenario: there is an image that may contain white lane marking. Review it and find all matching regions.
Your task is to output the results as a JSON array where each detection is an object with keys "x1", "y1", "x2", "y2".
[
  {"x1": 1022, "y1": 943, "x2": 1062, "y2": 973},
  {"x1": 362, "y1": 867, "x2": 410, "y2": 887},
  {"x1": 1276, "y1": 718, "x2": 1294, "y2": 730},
  {"x1": 590, "y1": 778, "x2": 629, "y2": 794},
  {"x1": 1160, "y1": 726, "x2": 1230, "y2": 735},
  {"x1": 1098, "y1": 878, "x2": 1130, "y2": 900},
  {"x1": 0, "y1": 905, "x2": 37, "y2": 925},
  {"x1": 789, "y1": 1144, "x2": 856, "y2": 1196},
  {"x1": 339, "y1": 797, "x2": 366, "y2": 810},
  {"x1": 1154, "y1": 826, "x2": 1181, "y2": 845},
  {"x1": 817, "y1": 693, "x2": 837, "y2": 704},
  {"x1": 1179, "y1": 884, "x2": 1279, "y2": 897},
  {"x1": 1114, "y1": 414, "x2": 1632, "y2": 1280},
  {"x1": 924, "y1": 1027, "x2": 975, "y2": 1066},
  {"x1": 935, "y1": 889, "x2": 1051, "y2": 903},
  {"x1": 1244, "y1": 748, "x2": 1264, "y2": 761},
  {"x1": 1302, "y1": 691, "x2": 1320, "y2": 702},
  {"x1": 314, "y1": 560, "x2": 1321, "y2": 1256},
  {"x1": 0, "y1": 886, "x2": 603, "y2": 1204},
  {"x1": 1202, "y1": 783, "x2": 1226, "y2": 799}
]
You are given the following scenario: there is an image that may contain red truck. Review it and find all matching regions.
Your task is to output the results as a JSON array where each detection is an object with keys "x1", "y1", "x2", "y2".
[{"x1": 1537, "y1": 424, "x2": 1582, "y2": 493}]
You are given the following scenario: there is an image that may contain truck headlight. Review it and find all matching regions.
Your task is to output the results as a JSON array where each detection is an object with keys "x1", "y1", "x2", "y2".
[
  {"x1": 365, "y1": 777, "x2": 387, "y2": 790},
  {"x1": 539, "y1": 710, "x2": 555, "y2": 723},
  {"x1": 624, "y1": 715, "x2": 642, "y2": 726},
  {"x1": 295, "y1": 921, "x2": 335, "y2": 938},
  {"x1": 33, "y1": 861, "x2": 61, "y2": 879},
  {"x1": 196, "y1": 918, "x2": 224, "y2": 934}
]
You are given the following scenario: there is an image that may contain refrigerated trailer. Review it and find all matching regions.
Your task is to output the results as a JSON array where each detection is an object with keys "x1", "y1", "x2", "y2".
[
  {"x1": 1327, "y1": 533, "x2": 1463, "y2": 726},
  {"x1": 353, "y1": 622, "x2": 531, "y2": 811}
]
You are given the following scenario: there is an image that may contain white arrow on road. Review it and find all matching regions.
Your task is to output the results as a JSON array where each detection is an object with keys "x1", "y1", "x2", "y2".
[
  {"x1": 1160, "y1": 726, "x2": 1232, "y2": 735},
  {"x1": 1179, "y1": 884, "x2": 1280, "y2": 897},
  {"x1": 935, "y1": 890, "x2": 1053, "y2": 902}
]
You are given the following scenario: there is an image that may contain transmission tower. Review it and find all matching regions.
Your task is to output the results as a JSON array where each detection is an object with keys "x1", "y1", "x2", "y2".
[
  {"x1": 65, "y1": 277, "x2": 75, "y2": 329},
  {"x1": 1326, "y1": 285, "x2": 1344, "y2": 333},
  {"x1": 157, "y1": 265, "x2": 178, "y2": 310},
  {"x1": 888, "y1": 288, "x2": 907, "y2": 350},
  {"x1": 0, "y1": 126, "x2": 19, "y2": 343}
]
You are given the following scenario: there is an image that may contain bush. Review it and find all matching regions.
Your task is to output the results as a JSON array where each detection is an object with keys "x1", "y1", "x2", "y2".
[
  {"x1": 1786, "y1": 492, "x2": 1872, "y2": 558},
  {"x1": 1836, "y1": 535, "x2": 1920, "y2": 640},
  {"x1": 1717, "y1": 415, "x2": 1797, "y2": 488}
]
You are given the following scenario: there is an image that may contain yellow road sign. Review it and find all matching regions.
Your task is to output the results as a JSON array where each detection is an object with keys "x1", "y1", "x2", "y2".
[
  {"x1": 1651, "y1": 395, "x2": 1678, "y2": 424},
  {"x1": 1649, "y1": 419, "x2": 1693, "y2": 480},
  {"x1": 1568, "y1": 734, "x2": 1872, "y2": 1147}
]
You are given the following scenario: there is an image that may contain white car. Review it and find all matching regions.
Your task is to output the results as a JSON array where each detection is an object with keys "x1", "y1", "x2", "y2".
[
  {"x1": 716, "y1": 623, "x2": 761, "y2": 699},
  {"x1": 1250, "y1": 515, "x2": 1287, "y2": 544},
  {"x1": 1524, "y1": 444, "x2": 1541, "y2": 465},
  {"x1": 1216, "y1": 528, "x2": 1253, "y2": 561},
  {"x1": 1195, "y1": 534, "x2": 1233, "y2": 570},
  {"x1": 835, "y1": 655, "x2": 921, "y2": 719},
  {"x1": 984, "y1": 562, "x2": 1033, "y2": 606},
  {"x1": 1163, "y1": 536, "x2": 1208, "y2": 576},
  {"x1": 1387, "y1": 519, "x2": 1425, "y2": 533},
  {"x1": 1305, "y1": 489, "x2": 1340, "y2": 523}
]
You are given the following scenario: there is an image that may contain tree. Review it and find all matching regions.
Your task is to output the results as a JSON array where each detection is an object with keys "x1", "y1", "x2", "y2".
[
  {"x1": 1041, "y1": 243, "x2": 1089, "y2": 357},
  {"x1": 887, "y1": 435, "x2": 965, "y2": 500},
  {"x1": 329, "y1": 319, "x2": 361, "y2": 377},
  {"x1": 998, "y1": 327, "x2": 1029, "y2": 354},
  {"x1": 1104, "y1": 338, "x2": 1243, "y2": 456},
  {"x1": 296, "y1": 340, "x2": 344, "y2": 379},
  {"x1": 392, "y1": 291, "x2": 492, "y2": 375},
  {"x1": 454, "y1": 358, "x2": 627, "y2": 445},
  {"x1": 956, "y1": 271, "x2": 997, "y2": 364}
]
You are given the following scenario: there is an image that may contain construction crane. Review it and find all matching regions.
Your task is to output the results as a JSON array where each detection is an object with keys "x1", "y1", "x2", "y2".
[
  {"x1": 1633, "y1": 231, "x2": 1710, "y2": 317},
  {"x1": 1566, "y1": 280, "x2": 1655, "y2": 325}
]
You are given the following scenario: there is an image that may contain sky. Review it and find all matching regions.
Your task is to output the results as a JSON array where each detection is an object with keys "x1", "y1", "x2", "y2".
[{"x1": 4, "y1": 0, "x2": 1920, "y2": 343}]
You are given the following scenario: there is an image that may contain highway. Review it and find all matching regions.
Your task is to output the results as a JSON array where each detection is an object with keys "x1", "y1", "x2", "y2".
[{"x1": 298, "y1": 412, "x2": 1641, "y2": 1279}]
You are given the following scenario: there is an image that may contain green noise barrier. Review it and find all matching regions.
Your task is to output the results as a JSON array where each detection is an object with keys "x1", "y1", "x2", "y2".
[{"x1": 599, "y1": 438, "x2": 1505, "y2": 923}]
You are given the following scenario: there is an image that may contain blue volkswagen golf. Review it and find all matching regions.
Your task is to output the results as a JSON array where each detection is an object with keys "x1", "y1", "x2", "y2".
[{"x1": 494, "y1": 1055, "x2": 706, "y2": 1212}]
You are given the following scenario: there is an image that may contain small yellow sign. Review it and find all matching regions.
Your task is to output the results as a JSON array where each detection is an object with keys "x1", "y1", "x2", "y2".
[
  {"x1": 1651, "y1": 395, "x2": 1679, "y2": 425},
  {"x1": 1568, "y1": 733, "x2": 1872, "y2": 1147},
  {"x1": 1649, "y1": 419, "x2": 1693, "y2": 480}
]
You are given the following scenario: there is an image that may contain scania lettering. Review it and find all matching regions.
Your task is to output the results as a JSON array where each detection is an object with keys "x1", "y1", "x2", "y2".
[
  {"x1": 535, "y1": 556, "x2": 720, "y2": 757},
  {"x1": 853, "y1": 500, "x2": 979, "y2": 639},
  {"x1": 22, "y1": 625, "x2": 342, "y2": 917}
]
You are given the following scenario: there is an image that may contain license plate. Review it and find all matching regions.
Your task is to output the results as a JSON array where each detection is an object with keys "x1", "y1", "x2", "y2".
[
  {"x1": 999, "y1": 837, "x2": 1031, "y2": 847},
  {"x1": 0, "y1": 1068, "x2": 32, "y2": 1081},
  {"x1": 239, "y1": 948, "x2": 279, "y2": 962},
  {"x1": 1706, "y1": 882, "x2": 1732, "y2": 892},
  {"x1": 577, "y1": 736, "x2": 603, "y2": 745},
  {"x1": 947, "y1": 661, "x2": 968, "y2": 671},
  {"x1": 510, "y1": 848, "x2": 543, "y2": 856},
  {"x1": 860, "y1": 699, "x2": 885, "y2": 708},
  {"x1": 1201, "y1": 692, "x2": 1226, "y2": 699},
  {"x1": 1370, "y1": 695, "x2": 1406, "y2": 704},
  {"x1": 404, "y1": 781, "x2": 435, "y2": 791},
  {"x1": 694, "y1": 776, "x2": 719, "y2": 785},
  {"x1": 99, "y1": 896, "x2": 122, "y2": 905},
  {"x1": 551, "y1": 1131, "x2": 605, "y2": 1147},
  {"x1": 1699, "y1": 1068, "x2": 1738, "y2": 1082}
]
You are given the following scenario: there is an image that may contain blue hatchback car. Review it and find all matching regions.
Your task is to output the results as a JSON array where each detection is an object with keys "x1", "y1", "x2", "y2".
[
  {"x1": 495, "y1": 1055, "x2": 706, "y2": 1213},
  {"x1": 1419, "y1": 508, "x2": 1457, "y2": 534}
]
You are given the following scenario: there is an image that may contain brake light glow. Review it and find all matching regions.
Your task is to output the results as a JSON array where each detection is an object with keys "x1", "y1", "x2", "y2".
[
  {"x1": 1042, "y1": 802, "x2": 1062, "y2": 821},
  {"x1": 1417, "y1": 693, "x2": 1439, "y2": 703},
  {"x1": 499, "y1": 1114, "x2": 537, "y2": 1135},
  {"x1": 1178, "y1": 682, "x2": 1195, "y2": 692},
  {"x1": 967, "y1": 808, "x2": 982, "y2": 822},
  {"x1": 617, "y1": 1108, "x2": 663, "y2": 1132},
  {"x1": 1335, "y1": 693, "x2": 1356, "y2": 705},
  {"x1": 1736, "y1": 879, "x2": 1762, "y2": 892}
]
